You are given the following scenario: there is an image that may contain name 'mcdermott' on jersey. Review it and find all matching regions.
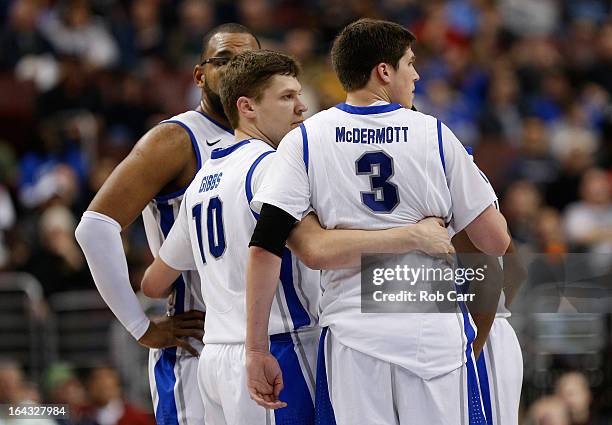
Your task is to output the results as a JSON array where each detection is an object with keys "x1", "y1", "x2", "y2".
[
  {"x1": 141, "y1": 110, "x2": 235, "y2": 338},
  {"x1": 252, "y1": 101, "x2": 498, "y2": 380},
  {"x1": 159, "y1": 138, "x2": 320, "y2": 344}
]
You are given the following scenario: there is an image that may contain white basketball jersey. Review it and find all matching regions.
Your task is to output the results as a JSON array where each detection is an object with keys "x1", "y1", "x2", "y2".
[
  {"x1": 141, "y1": 110, "x2": 235, "y2": 330},
  {"x1": 253, "y1": 102, "x2": 498, "y2": 379},
  {"x1": 159, "y1": 138, "x2": 319, "y2": 344}
]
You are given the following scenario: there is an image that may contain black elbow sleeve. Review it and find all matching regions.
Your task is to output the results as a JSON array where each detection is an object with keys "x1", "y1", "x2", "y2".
[{"x1": 249, "y1": 203, "x2": 297, "y2": 258}]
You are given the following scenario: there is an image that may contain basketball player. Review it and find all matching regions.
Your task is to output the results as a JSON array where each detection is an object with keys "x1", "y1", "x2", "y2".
[
  {"x1": 75, "y1": 23, "x2": 260, "y2": 425},
  {"x1": 139, "y1": 50, "x2": 455, "y2": 425},
  {"x1": 245, "y1": 19, "x2": 510, "y2": 424}
]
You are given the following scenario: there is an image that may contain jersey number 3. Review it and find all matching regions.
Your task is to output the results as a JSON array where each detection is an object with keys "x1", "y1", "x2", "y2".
[
  {"x1": 355, "y1": 151, "x2": 399, "y2": 213},
  {"x1": 192, "y1": 196, "x2": 226, "y2": 263}
]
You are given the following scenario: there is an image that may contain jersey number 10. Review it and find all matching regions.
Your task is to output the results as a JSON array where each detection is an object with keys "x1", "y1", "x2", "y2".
[{"x1": 192, "y1": 196, "x2": 226, "y2": 263}]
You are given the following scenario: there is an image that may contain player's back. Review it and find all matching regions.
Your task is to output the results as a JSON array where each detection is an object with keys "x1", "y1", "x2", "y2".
[
  {"x1": 182, "y1": 139, "x2": 319, "y2": 344},
  {"x1": 300, "y1": 102, "x2": 490, "y2": 379},
  {"x1": 306, "y1": 103, "x2": 451, "y2": 229}
]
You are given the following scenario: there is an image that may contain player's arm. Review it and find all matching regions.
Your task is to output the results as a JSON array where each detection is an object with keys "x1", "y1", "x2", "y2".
[
  {"x1": 463, "y1": 205, "x2": 509, "y2": 256},
  {"x1": 141, "y1": 196, "x2": 196, "y2": 299},
  {"x1": 246, "y1": 128, "x2": 311, "y2": 409},
  {"x1": 452, "y1": 229, "x2": 502, "y2": 359},
  {"x1": 141, "y1": 258, "x2": 180, "y2": 298},
  {"x1": 287, "y1": 213, "x2": 454, "y2": 270},
  {"x1": 501, "y1": 239, "x2": 527, "y2": 306},
  {"x1": 246, "y1": 204, "x2": 294, "y2": 410},
  {"x1": 75, "y1": 123, "x2": 203, "y2": 349},
  {"x1": 440, "y1": 121, "x2": 510, "y2": 256}
]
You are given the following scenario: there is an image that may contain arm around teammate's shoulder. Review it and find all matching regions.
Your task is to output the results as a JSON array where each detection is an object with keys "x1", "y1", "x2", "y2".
[
  {"x1": 288, "y1": 214, "x2": 455, "y2": 270},
  {"x1": 464, "y1": 205, "x2": 510, "y2": 256}
]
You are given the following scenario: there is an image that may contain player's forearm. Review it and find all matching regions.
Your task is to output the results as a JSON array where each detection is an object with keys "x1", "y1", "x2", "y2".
[
  {"x1": 75, "y1": 211, "x2": 150, "y2": 340},
  {"x1": 141, "y1": 257, "x2": 181, "y2": 299},
  {"x1": 246, "y1": 246, "x2": 282, "y2": 352},
  {"x1": 289, "y1": 215, "x2": 427, "y2": 270},
  {"x1": 501, "y1": 239, "x2": 527, "y2": 306}
]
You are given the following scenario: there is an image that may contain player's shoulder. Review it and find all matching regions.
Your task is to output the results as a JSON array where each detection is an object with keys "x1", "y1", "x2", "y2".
[
  {"x1": 133, "y1": 118, "x2": 193, "y2": 161},
  {"x1": 208, "y1": 138, "x2": 274, "y2": 164}
]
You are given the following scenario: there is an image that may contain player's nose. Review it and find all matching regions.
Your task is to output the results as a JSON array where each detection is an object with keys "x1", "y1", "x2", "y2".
[{"x1": 296, "y1": 99, "x2": 308, "y2": 114}]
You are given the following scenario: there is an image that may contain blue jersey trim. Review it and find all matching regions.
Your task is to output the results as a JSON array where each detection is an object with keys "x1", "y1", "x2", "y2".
[
  {"x1": 280, "y1": 249, "x2": 311, "y2": 330},
  {"x1": 270, "y1": 332, "x2": 315, "y2": 424},
  {"x1": 210, "y1": 139, "x2": 251, "y2": 159},
  {"x1": 476, "y1": 353, "x2": 493, "y2": 425},
  {"x1": 335, "y1": 102, "x2": 402, "y2": 115},
  {"x1": 153, "y1": 348, "x2": 179, "y2": 425},
  {"x1": 245, "y1": 150, "x2": 275, "y2": 220},
  {"x1": 455, "y1": 266, "x2": 485, "y2": 425},
  {"x1": 315, "y1": 327, "x2": 337, "y2": 425},
  {"x1": 299, "y1": 123, "x2": 309, "y2": 175},
  {"x1": 437, "y1": 119, "x2": 446, "y2": 174},
  {"x1": 162, "y1": 119, "x2": 202, "y2": 170},
  {"x1": 195, "y1": 110, "x2": 234, "y2": 134},
  {"x1": 154, "y1": 187, "x2": 187, "y2": 203},
  {"x1": 465, "y1": 145, "x2": 474, "y2": 156}
]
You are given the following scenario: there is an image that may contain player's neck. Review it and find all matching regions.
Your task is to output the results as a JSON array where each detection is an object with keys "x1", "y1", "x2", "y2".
[
  {"x1": 234, "y1": 128, "x2": 277, "y2": 149},
  {"x1": 345, "y1": 88, "x2": 393, "y2": 107},
  {"x1": 198, "y1": 98, "x2": 231, "y2": 129}
]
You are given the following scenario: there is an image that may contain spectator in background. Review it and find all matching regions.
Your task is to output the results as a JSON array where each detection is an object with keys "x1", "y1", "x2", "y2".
[
  {"x1": 0, "y1": 185, "x2": 15, "y2": 269},
  {"x1": 526, "y1": 396, "x2": 571, "y2": 425},
  {"x1": 507, "y1": 116, "x2": 559, "y2": 191},
  {"x1": 165, "y1": 0, "x2": 214, "y2": 68},
  {"x1": 0, "y1": 0, "x2": 58, "y2": 90},
  {"x1": 109, "y1": 0, "x2": 164, "y2": 68},
  {"x1": 25, "y1": 204, "x2": 93, "y2": 296},
  {"x1": 563, "y1": 168, "x2": 612, "y2": 250},
  {"x1": 283, "y1": 28, "x2": 322, "y2": 116},
  {"x1": 551, "y1": 103, "x2": 599, "y2": 165},
  {"x1": 0, "y1": 142, "x2": 17, "y2": 270},
  {"x1": 479, "y1": 63, "x2": 522, "y2": 145},
  {"x1": 86, "y1": 366, "x2": 154, "y2": 425},
  {"x1": 555, "y1": 371, "x2": 608, "y2": 425},
  {"x1": 502, "y1": 180, "x2": 542, "y2": 245},
  {"x1": 39, "y1": 0, "x2": 118, "y2": 70},
  {"x1": 563, "y1": 168, "x2": 612, "y2": 274},
  {"x1": 44, "y1": 362, "x2": 94, "y2": 425},
  {"x1": 589, "y1": 22, "x2": 612, "y2": 96},
  {"x1": 524, "y1": 207, "x2": 568, "y2": 312},
  {"x1": 0, "y1": 360, "x2": 56, "y2": 425}
]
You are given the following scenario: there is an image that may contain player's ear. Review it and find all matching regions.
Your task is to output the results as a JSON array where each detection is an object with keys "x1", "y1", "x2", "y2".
[
  {"x1": 194, "y1": 64, "x2": 205, "y2": 88},
  {"x1": 375, "y1": 63, "x2": 391, "y2": 84},
  {"x1": 236, "y1": 96, "x2": 256, "y2": 120}
]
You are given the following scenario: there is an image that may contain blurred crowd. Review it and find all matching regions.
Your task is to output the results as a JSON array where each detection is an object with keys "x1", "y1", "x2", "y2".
[
  {"x1": 0, "y1": 360, "x2": 155, "y2": 424},
  {"x1": 0, "y1": 0, "x2": 611, "y2": 422}
]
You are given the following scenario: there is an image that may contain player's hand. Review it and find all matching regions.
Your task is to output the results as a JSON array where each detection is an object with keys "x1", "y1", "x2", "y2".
[
  {"x1": 137, "y1": 310, "x2": 205, "y2": 357},
  {"x1": 412, "y1": 217, "x2": 455, "y2": 262},
  {"x1": 246, "y1": 349, "x2": 287, "y2": 410}
]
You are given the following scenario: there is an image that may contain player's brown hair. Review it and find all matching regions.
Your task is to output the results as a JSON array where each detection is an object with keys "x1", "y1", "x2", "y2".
[
  {"x1": 219, "y1": 50, "x2": 301, "y2": 129},
  {"x1": 331, "y1": 18, "x2": 416, "y2": 92}
]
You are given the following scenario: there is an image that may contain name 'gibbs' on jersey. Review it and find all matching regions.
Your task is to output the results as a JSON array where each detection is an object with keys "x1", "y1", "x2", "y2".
[
  {"x1": 252, "y1": 102, "x2": 498, "y2": 380},
  {"x1": 141, "y1": 110, "x2": 235, "y2": 341},
  {"x1": 160, "y1": 139, "x2": 319, "y2": 344}
]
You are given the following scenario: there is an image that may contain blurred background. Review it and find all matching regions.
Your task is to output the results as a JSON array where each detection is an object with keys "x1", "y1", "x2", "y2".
[{"x1": 0, "y1": 0, "x2": 611, "y2": 424}]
